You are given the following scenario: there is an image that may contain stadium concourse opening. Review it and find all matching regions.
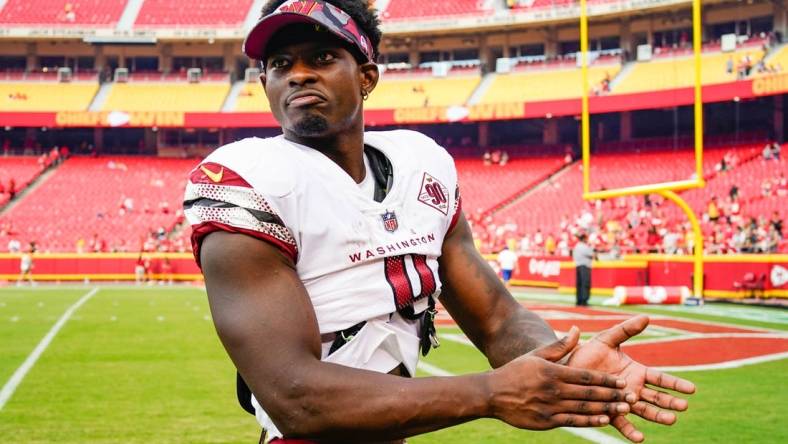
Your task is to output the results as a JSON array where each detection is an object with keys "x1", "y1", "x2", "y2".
[{"x1": 0, "y1": 0, "x2": 785, "y2": 300}]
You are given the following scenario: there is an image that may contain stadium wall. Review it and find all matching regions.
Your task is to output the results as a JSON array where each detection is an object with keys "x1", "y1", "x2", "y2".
[
  {"x1": 509, "y1": 255, "x2": 788, "y2": 298},
  {"x1": 0, "y1": 253, "x2": 201, "y2": 281},
  {"x1": 2, "y1": 253, "x2": 785, "y2": 299}
]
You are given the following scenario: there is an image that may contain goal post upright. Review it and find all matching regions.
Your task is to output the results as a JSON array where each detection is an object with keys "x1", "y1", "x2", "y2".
[{"x1": 578, "y1": 0, "x2": 706, "y2": 298}]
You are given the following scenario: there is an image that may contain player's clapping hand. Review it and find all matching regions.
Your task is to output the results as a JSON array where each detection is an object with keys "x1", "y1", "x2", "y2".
[
  {"x1": 566, "y1": 315, "x2": 697, "y2": 443},
  {"x1": 488, "y1": 326, "x2": 636, "y2": 431}
]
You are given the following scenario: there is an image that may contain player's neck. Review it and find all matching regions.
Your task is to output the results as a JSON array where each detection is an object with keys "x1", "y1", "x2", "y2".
[{"x1": 285, "y1": 129, "x2": 366, "y2": 183}]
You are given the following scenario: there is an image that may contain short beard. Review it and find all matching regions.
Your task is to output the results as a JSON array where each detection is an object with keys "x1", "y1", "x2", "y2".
[{"x1": 293, "y1": 114, "x2": 329, "y2": 137}]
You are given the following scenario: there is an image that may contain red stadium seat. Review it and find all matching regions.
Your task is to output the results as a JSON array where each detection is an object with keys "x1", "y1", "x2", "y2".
[
  {"x1": 382, "y1": 0, "x2": 492, "y2": 20},
  {"x1": 134, "y1": 0, "x2": 254, "y2": 27},
  {"x1": 0, "y1": 156, "x2": 197, "y2": 253},
  {"x1": 0, "y1": 0, "x2": 127, "y2": 26}
]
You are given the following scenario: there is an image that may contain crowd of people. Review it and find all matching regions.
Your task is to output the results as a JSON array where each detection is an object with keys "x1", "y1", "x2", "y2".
[{"x1": 472, "y1": 191, "x2": 785, "y2": 259}]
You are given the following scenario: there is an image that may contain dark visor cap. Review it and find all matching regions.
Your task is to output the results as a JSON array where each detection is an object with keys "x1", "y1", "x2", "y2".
[{"x1": 243, "y1": 0, "x2": 374, "y2": 63}]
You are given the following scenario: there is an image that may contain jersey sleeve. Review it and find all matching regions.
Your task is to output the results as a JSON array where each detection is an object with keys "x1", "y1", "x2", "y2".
[
  {"x1": 183, "y1": 151, "x2": 298, "y2": 268},
  {"x1": 398, "y1": 129, "x2": 463, "y2": 235}
]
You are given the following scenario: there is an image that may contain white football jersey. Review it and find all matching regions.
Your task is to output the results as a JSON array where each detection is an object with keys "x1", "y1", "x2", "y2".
[
  {"x1": 185, "y1": 130, "x2": 461, "y2": 332},
  {"x1": 184, "y1": 130, "x2": 461, "y2": 439}
]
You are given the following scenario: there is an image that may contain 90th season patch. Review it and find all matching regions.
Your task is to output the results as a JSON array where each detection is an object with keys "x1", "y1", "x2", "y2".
[{"x1": 418, "y1": 173, "x2": 449, "y2": 215}]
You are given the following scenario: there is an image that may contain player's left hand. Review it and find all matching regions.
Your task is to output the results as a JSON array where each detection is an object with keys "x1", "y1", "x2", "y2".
[{"x1": 565, "y1": 315, "x2": 696, "y2": 443}]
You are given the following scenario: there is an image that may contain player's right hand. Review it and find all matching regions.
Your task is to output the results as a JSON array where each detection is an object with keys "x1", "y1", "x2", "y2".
[{"x1": 488, "y1": 326, "x2": 635, "y2": 430}]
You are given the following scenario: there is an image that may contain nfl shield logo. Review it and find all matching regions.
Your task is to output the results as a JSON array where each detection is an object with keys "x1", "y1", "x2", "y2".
[{"x1": 381, "y1": 210, "x2": 398, "y2": 233}]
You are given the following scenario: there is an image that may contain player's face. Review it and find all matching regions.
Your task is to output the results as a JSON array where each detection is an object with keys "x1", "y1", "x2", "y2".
[{"x1": 262, "y1": 34, "x2": 377, "y2": 140}]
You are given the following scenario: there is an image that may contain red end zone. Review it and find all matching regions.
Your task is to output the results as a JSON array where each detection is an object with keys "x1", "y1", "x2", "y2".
[{"x1": 435, "y1": 302, "x2": 788, "y2": 370}]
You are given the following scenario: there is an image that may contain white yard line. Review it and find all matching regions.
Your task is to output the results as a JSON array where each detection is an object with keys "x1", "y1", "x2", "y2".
[
  {"x1": 0, "y1": 287, "x2": 99, "y2": 411},
  {"x1": 416, "y1": 361, "x2": 628, "y2": 444},
  {"x1": 655, "y1": 351, "x2": 788, "y2": 372}
]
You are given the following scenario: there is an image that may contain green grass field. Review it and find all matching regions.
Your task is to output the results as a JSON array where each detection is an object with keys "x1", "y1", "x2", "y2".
[{"x1": 0, "y1": 286, "x2": 785, "y2": 443}]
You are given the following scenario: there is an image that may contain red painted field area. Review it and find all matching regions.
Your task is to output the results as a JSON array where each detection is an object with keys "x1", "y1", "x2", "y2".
[{"x1": 435, "y1": 302, "x2": 788, "y2": 369}]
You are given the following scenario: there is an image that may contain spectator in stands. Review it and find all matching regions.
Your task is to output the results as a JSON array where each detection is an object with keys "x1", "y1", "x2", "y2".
[
  {"x1": 482, "y1": 150, "x2": 492, "y2": 166},
  {"x1": 62, "y1": 3, "x2": 76, "y2": 23},
  {"x1": 75, "y1": 237, "x2": 85, "y2": 254},
  {"x1": 771, "y1": 211, "x2": 783, "y2": 238},
  {"x1": 544, "y1": 233, "x2": 556, "y2": 256},
  {"x1": 646, "y1": 226, "x2": 662, "y2": 253},
  {"x1": 2, "y1": 139, "x2": 10, "y2": 156},
  {"x1": 490, "y1": 150, "x2": 502, "y2": 165},
  {"x1": 707, "y1": 196, "x2": 720, "y2": 222},
  {"x1": 8, "y1": 178, "x2": 16, "y2": 199},
  {"x1": 763, "y1": 141, "x2": 775, "y2": 160},
  {"x1": 765, "y1": 226, "x2": 781, "y2": 253},
  {"x1": 499, "y1": 150, "x2": 509, "y2": 166},
  {"x1": 771, "y1": 141, "x2": 781, "y2": 160},
  {"x1": 726, "y1": 56, "x2": 734, "y2": 75},
  {"x1": 7, "y1": 238, "x2": 21, "y2": 253},
  {"x1": 729, "y1": 184, "x2": 739, "y2": 201}
]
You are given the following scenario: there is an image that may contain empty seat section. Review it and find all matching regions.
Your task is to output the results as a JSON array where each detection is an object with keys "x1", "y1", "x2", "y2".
[
  {"x1": 0, "y1": 82, "x2": 98, "y2": 111},
  {"x1": 613, "y1": 48, "x2": 765, "y2": 95},
  {"x1": 382, "y1": 0, "x2": 490, "y2": 20},
  {"x1": 0, "y1": 157, "x2": 49, "y2": 207},
  {"x1": 478, "y1": 65, "x2": 620, "y2": 104},
  {"x1": 0, "y1": 0, "x2": 127, "y2": 26},
  {"x1": 455, "y1": 156, "x2": 565, "y2": 214},
  {"x1": 365, "y1": 76, "x2": 480, "y2": 109},
  {"x1": 234, "y1": 83, "x2": 272, "y2": 112},
  {"x1": 135, "y1": 0, "x2": 254, "y2": 27},
  {"x1": 102, "y1": 83, "x2": 230, "y2": 112},
  {"x1": 0, "y1": 157, "x2": 197, "y2": 252}
]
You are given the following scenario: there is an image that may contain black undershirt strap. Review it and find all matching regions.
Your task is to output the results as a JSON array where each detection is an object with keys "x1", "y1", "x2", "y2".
[{"x1": 364, "y1": 145, "x2": 393, "y2": 203}]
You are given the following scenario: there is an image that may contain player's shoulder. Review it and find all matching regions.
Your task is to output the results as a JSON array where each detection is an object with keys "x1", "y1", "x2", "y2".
[
  {"x1": 365, "y1": 129, "x2": 453, "y2": 165},
  {"x1": 196, "y1": 136, "x2": 298, "y2": 197}
]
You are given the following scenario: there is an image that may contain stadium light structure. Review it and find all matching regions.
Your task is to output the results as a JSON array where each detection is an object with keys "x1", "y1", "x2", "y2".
[{"x1": 579, "y1": 0, "x2": 705, "y2": 299}]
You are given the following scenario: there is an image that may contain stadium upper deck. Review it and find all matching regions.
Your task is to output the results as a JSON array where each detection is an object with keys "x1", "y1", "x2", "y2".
[{"x1": 0, "y1": 0, "x2": 784, "y2": 126}]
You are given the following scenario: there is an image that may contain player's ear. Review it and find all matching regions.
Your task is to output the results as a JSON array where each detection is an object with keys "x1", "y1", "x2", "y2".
[
  {"x1": 259, "y1": 71, "x2": 267, "y2": 89},
  {"x1": 359, "y1": 62, "x2": 379, "y2": 95}
]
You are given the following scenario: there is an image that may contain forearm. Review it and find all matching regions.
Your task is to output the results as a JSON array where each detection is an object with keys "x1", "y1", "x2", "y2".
[
  {"x1": 482, "y1": 304, "x2": 557, "y2": 368},
  {"x1": 251, "y1": 359, "x2": 492, "y2": 441},
  {"x1": 437, "y1": 236, "x2": 557, "y2": 368}
]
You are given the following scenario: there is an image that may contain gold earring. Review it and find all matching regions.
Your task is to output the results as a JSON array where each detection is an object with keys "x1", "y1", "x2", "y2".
[{"x1": 361, "y1": 89, "x2": 369, "y2": 101}]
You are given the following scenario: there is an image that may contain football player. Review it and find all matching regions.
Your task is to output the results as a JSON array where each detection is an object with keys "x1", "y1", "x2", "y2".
[{"x1": 184, "y1": 1, "x2": 695, "y2": 442}]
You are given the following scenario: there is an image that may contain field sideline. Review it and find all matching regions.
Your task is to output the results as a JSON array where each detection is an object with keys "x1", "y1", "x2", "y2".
[{"x1": 0, "y1": 285, "x2": 785, "y2": 443}]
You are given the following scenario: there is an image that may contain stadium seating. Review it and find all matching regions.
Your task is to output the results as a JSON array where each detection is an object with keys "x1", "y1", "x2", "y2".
[
  {"x1": 478, "y1": 64, "x2": 620, "y2": 104},
  {"x1": 381, "y1": 0, "x2": 492, "y2": 20},
  {"x1": 0, "y1": 157, "x2": 49, "y2": 208},
  {"x1": 234, "y1": 83, "x2": 272, "y2": 112},
  {"x1": 134, "y1": 0, "x2": 254, "y2": 27},
  {"x1": 455, "y1": 156, "x2": 566, "y2": 215},
  {"x1": 101, "y1": 83, "x2": 230, "y2": 112},
  {"x1": 0, "y1": 0, "x2": 127, "y2": 26},
  {"x1": 0, "y1": 156, "x2": 197, "y2": 252},
  {"x1": 753, "y1": 44, "x2": 788, "y2": 76},
  {"x1": 613, "y1": 47, "x2": 765, "y2": 95},
  {"x1": 0, "y1": 82, "x2": 99, "y2": 112},
  {"x1": 494, "y1": 145, "x2": 742, "y2": 238},
  {"x1": 365, "y1": 75, "x2": 481, "y2": 109}
]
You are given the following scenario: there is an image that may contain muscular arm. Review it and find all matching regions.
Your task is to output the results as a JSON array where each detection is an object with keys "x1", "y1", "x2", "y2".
[
  {"x1": 438, "y1": 213, "x2": 557, "y2": 368},
  {"x1": 202, "y1": 231, "x2": 629, "y2": 440}
]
